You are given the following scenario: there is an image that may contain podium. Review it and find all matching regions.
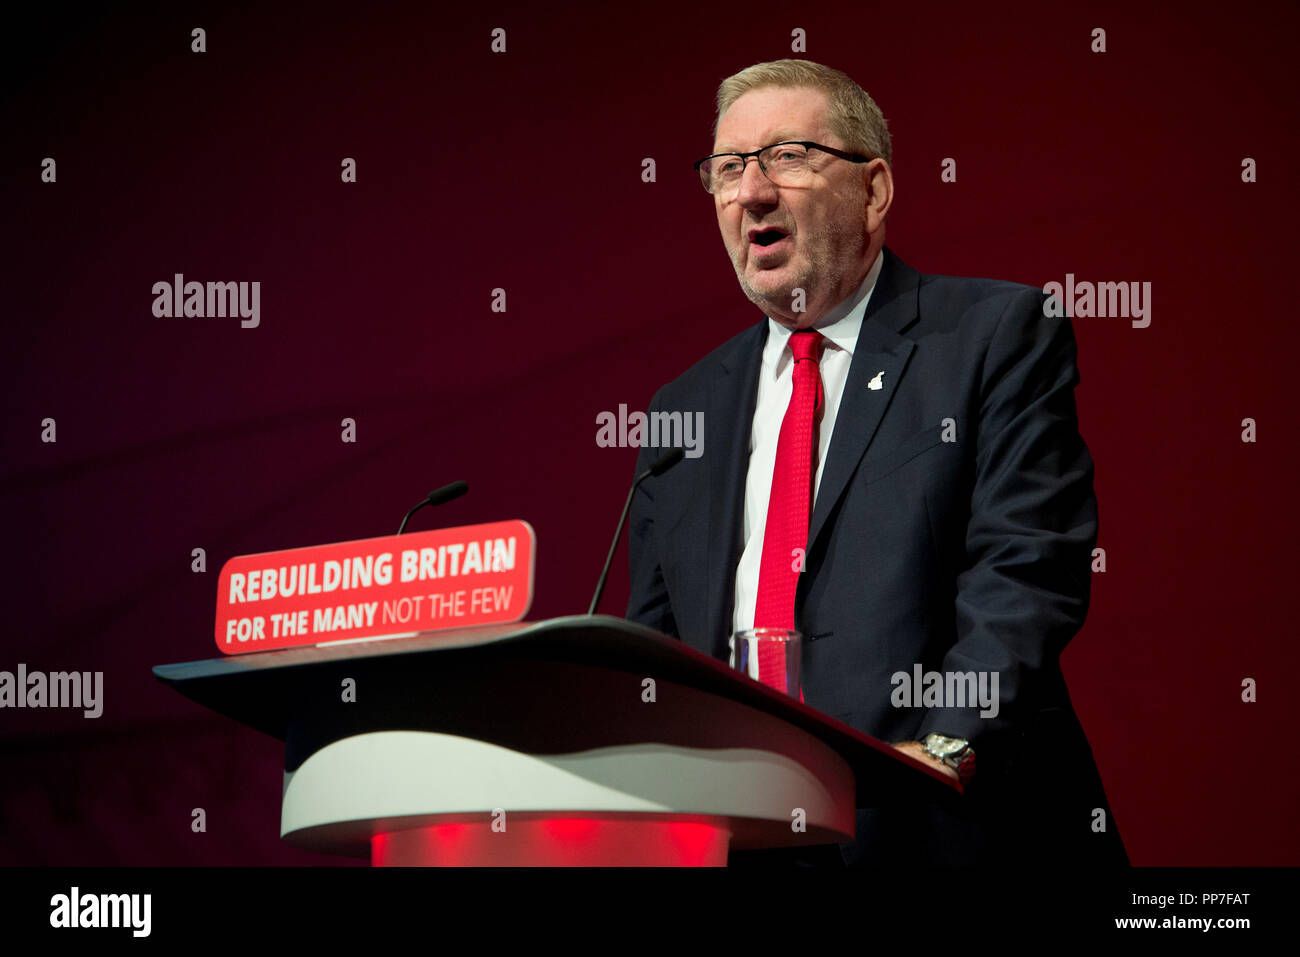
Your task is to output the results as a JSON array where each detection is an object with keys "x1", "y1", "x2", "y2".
[{"x1": 153, "y1": 615, "x2": 959, "y2": 865}]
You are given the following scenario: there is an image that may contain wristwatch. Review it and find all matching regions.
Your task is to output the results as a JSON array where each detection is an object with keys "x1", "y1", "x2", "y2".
[{"x1": 921, "y1": 733, "x2": 976, "y2": 786}]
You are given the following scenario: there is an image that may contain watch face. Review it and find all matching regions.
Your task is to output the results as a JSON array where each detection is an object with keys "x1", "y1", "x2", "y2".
[{"x1": 927, "y1": 735, "x2": 968, "y2": 758}]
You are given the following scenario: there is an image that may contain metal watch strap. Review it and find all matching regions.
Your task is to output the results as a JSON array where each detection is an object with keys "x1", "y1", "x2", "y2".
[{"x1": 922, "y1": 733, "x2": 976, "y2": 785}]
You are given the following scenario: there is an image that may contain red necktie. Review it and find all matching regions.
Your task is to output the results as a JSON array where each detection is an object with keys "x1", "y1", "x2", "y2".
[{"x1": 753, "y1": 329, "x2": 824, "y2": 692}]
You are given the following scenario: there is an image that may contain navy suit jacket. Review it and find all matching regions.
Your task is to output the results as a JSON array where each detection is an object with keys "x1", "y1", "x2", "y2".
[{"x1": 626, "y1": 247, "x2": 1127, "y2": 866}]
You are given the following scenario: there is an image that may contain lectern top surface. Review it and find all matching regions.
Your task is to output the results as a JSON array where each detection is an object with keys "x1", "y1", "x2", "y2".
[{"x1": 152, "y1": 614, "x2": 960, "y2": 804}]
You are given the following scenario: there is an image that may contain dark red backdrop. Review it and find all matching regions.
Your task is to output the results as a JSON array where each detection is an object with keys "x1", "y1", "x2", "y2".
[{"x1": 2, "y1": 0, "x2": 1296, "y2": 865}]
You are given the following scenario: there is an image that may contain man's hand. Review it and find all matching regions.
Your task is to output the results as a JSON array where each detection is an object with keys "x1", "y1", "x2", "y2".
[{"x1": 891, "y1": 740, "x2": 960, "y2": 783}]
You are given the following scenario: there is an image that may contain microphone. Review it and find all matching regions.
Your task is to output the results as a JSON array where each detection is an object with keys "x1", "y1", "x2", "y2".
[
  {"x1": 397, "y1": 480, "x2": 469, "y2": 534},
  {"x1": 588, "y1": 448, "x2": 685, "y2": 615}
]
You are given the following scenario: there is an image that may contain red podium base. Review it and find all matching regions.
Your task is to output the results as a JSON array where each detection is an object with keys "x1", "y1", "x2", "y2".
[{"x1": 372, "y1": 814, "x2": 732, "y2": 866}]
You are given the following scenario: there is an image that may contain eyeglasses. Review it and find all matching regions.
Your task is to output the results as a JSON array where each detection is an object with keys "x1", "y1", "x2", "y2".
[{"x1": 693, "y1": 140, "x2": 871, "y2": 196}]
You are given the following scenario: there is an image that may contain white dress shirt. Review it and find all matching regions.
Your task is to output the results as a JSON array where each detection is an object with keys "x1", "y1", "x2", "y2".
[{"x1": 731, "y1": 250, "x2": 884, "y2": 636}]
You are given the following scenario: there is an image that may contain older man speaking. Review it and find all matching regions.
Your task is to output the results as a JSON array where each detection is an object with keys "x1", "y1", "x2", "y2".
[{"x1": 626, "y1": 58, "x2": 1126, "y2": 867}]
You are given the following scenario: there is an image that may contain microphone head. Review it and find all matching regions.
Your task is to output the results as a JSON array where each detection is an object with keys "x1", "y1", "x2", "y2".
[
  {"x1": 650, "y1": 447, "x2": 685, "y2": 476},
  {"x1": 425, "y1": 480, "x2": 469, "y2": 507}
]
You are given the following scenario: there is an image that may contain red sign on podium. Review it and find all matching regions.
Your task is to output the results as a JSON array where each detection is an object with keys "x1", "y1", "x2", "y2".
[{"x1": 214, "y1": 520, "x2": 536, "y2": 654}]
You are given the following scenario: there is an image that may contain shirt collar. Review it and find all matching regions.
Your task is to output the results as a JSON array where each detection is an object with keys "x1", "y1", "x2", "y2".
[{"x1": 762, "y1": 249, "x2": 884, "y2": 377}]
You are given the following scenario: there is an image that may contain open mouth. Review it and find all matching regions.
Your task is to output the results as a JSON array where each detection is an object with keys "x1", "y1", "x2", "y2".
[{"x1": 751, "y1": 228, "x2": 788, "y2": 247}]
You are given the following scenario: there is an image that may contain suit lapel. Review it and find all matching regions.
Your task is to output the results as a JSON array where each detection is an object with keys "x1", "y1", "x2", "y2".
[
  {"x1": 704, "y1": 320, "x2": 767, "y2": 658},
  {"x1": 805, "y1": 247, "x2": 922, "y2": 556}
]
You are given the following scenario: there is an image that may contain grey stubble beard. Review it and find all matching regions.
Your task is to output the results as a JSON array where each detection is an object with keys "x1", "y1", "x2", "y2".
[{"x1": 733, "y1": 217, "x2": 866, "y2": 323}]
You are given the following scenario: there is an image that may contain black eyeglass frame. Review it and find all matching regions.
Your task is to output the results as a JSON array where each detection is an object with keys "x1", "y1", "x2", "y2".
[{"x1": 693, "y1": 140, "x2": 872, "y2": 191}]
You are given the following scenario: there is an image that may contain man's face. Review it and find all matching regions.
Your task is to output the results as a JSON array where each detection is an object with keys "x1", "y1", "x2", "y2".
[{"x1": 711, "y1": 86, "x2": 872, "y2": 328}]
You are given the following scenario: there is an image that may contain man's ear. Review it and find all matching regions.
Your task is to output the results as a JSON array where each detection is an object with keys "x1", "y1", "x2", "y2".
[{"x1": 864, "y1": 159, "x2": 894, "y2": 234}]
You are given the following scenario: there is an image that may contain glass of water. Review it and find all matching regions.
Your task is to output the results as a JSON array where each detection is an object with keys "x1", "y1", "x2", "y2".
[{"x1": 730, "y1": 627, "x2": 802, "y2": 698}]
